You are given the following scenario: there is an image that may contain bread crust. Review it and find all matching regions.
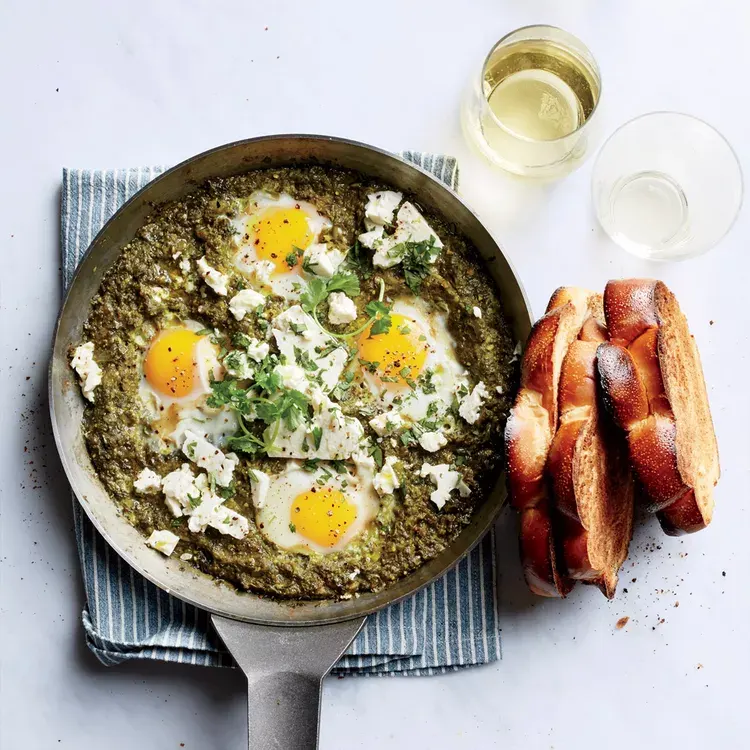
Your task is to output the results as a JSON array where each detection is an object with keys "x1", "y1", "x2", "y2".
[
  {"x1": 548, "y1": 331, "x2": 633, "y2": 598},
  {"x1": 505, "y1": 288, "x2": 594, "y2": 597},
  {"x1": 598, "y1": 279, "x2": 719, "y2": 535}
]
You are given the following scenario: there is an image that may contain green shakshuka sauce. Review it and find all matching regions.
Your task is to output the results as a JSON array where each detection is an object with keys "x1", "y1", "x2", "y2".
[{"x1": 74, "y1": 166, "x2": 518, "y2": 599}]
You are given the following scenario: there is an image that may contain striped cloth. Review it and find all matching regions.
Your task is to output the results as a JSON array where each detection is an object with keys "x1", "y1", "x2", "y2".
[{"x1": 61, "y1": 151, "x2": 501, "y2": 676}]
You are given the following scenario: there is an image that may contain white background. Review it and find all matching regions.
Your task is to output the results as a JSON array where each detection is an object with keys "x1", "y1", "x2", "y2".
[{"x1": 2, "y1": 1, "x2": 749, "y2": 748}]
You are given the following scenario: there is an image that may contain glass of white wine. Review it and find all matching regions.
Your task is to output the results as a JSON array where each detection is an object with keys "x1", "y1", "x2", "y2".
[
  {"x1": 461, "y1": 25, "x2": 602, "y2": 179},
  {"x1": 592, "y1": 112, "x2": 743, "y2": 260}
]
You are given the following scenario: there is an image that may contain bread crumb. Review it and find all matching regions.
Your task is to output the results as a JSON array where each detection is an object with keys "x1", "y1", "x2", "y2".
[
  {"x1": 697, "y1": 663, "x2": 704, "y2": 670},
  {"x1": 616, "y1": 616, "x2": 630, "y2": 630},
  {"x1": 674, "y1": 601, "x2": 680, "y2": 607}
]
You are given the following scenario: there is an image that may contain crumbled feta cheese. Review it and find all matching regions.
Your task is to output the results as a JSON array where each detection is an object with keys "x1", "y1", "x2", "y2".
[
  {"x1": 302, "y1": 243, "x2": 346, "y2": 278},
  {"x1": 419, "y1": 462, "x2": 470, "y2": 510},
  {"x1": 265, "y1": 391, "x2": 364, "y2": 460},
  {"x1": 133, "y1": 468, "x2": 162, "y2": 493},
  {"x1": 351, "y1": 450, "x2": 377, "y2": 476},
  {"x1": 161, "y1": 463, "x2": 198, "y2": 517},
  {"x1": 373, "y1": 456, "x2": 400, "y2": 497},
  {"x1": 272, "y1": 305, "x2": 347, "y2": 392},
  {"x1": 179, "y1": 258, "x2": 191, "y2": 275},
  {"x1": 371, "y1": 202, "x2": 444, "y2": 268},
  {"x1": 245, "y1": 338, "x2": 270, "y2": 362},
  {"x1": 368, "y1": 411, "x2": 404, "y2": 437},
  {"x1": 224, "y1": 350, "x2": 255, "y2": 380},
  {"x1": 196, "y1": 256, "x2": 229, "y2": 296},
  {"x1": 458, "y1": 382, "x2": 489, "y2": 424},
  {"x1": 364, "y1": 191, "x2": 402, "y2": 229},
  {"x1": 358, "y1": 226, "x2": 385, "y2": 249},
  {"x1": 70, "y1": 342, "x2": 102, "y2": 402},
  {"x1": 418, "y1": 430, "x2": 447, "y2": 453},
  {"x1": 472, "y1": 306, "x2": 482, "y2": 319},
  {"x1": 348, "y1": 567, "x2": 361, "y2": 580},
  {"x1": 327, "y1": 292, "x2": 358, "y2": 326},
  {"x1": 495, "y1": 385, "x2": 504, "y2": 395},
  {"x1": 181, "y1": 430, "x2": 238, "y2": 487},
  {"x1": 147, "y1": 530, "x2": 180, "y2": 556},
  {"x1": 274, "y1": 363, "x2": 310, "y2": 393},
  {"x1": 179, "y1": 552, "x2": 193, "y2": 561},
  {"x1": 249, "y1": 469, "x2": 270, "y2": 509},
  {"x1": 186, "y1": 476, "x2": 249, "y2": 539},
  {"x1": 229, "y1": 288, "x2": 266, "y2": 320}
]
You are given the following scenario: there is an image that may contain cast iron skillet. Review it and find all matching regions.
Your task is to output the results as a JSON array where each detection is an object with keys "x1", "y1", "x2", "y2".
[{"x1": 49, "y1": 135, "x2": 532, "y2": 749}]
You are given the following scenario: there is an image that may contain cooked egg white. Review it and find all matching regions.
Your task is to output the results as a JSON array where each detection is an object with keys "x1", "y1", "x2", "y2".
[
  {"x1": 253, "y1": 461, "x2": 379, "y2": 555},
  {"x1": 232, "y1": 191, "x2": 332, "y2": 299},
  {"x1": 357, "y1": 297, "x2": 468, "y2": 423}
]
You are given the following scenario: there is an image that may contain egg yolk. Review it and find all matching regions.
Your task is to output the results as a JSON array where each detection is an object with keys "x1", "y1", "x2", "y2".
[
  {"x1": 144, "y1": 328, "x2": 202, "y2": 398},
  {"x1": 251, "y1": 207, "x2": 313, "y2": 273},
  {"x1": 357, "y1": 313, "x2": 429, "y2": 386},
  {"x1": 291, "y1": 487, "x2": 358, "y2": 549}
]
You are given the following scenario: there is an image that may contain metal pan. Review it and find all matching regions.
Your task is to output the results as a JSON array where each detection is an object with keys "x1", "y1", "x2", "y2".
[{"x1": 49, "y1": 135, "x2": 532, "y2": 749}]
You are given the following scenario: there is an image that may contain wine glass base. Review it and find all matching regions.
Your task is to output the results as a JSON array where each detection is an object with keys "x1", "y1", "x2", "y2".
[{"x1": 608, "y1": 171, "x2": 689, "y2": 258}]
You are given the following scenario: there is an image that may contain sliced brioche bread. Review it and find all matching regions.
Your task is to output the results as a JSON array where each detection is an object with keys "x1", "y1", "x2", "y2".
[
  {"x1": 547, "y1": 313, "x2": 634, "y2": 598},
  {"x1": 505, "y1": 287, "x2": 597, "y2": 597},
  {"x1": 597, "y1": 279, "x2": 719, "y2": 535}
]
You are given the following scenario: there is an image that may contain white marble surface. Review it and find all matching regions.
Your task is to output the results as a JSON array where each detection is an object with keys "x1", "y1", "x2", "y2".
[{"x1": 2, "y1": 1, "x2": 749, "y2": 748}]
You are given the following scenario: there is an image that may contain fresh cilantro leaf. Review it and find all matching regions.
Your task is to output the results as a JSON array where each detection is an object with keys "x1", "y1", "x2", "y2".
[
  {"x1": 397, "y1": 237, "x2": 441, "y2": 295},
  {"x1": 358, "y1": 358, "x2": 380, "y2": 373},
  {"x1": 330, "y1": 459, "x2": 347, "y2": 474},
  {"x1": 369, "y1": 444, "x2": 384, "y2": 469},
  {"x1": 289, "y1": 523, "x2": 297, "y2": 533},
  {"x1": 344, "y1": 240, "x2": 373, "y2": 279},
  {"x1": 232, "y1": 331, "x2": 253, "y2": 349},
  {"x1": 217, "y1": 482, "x2": 235, "y2": 500},
  {"x1": 285, "y1": 246, "x2": 304, "y2": 268},
  {"x1": 300, "y1": 277, "x2": 328, "y2": 313},
  {"x1": 294, "y1": 346, "x2": 319, "y2": 372},
  {"x1": 326, "y1": 272, "x2": 361, "y2": 298},
  {"x1": 196, "y1": 328, "x2": 213, "y2": 336},
  {"x1": 302, "y1": 458, "x2": 320, "y2": 472},
  {"x1": 312, "y1": 425, "x2": 323, "y2": 450},
  {"x1": 227, "y1": 433, "x2": 266, "y2": 456},
  {"x1": 289, "y1": 321, "x2": 307, "y2": 335}
]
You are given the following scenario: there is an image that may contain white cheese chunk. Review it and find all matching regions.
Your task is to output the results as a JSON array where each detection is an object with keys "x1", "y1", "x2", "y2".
[
  {"x1": 472, "y1": 306, "x2": 482, "y2": 319},
  {"x1": 249, "y1": 469, "x2": 271, "y2": 509},
  {"x1": 364, "y1": 191, "x2": 402, "y2": 229},
  {"x1": 179, "y1": 553, "x2": 193, "y2": 561},
  {"x1": 351, "y1": 450, "x2": 377, "y2": 476},
  {"x1": 229, "y1": 288, "x2": 266, "y2": 320},
  {"x1": 265, "y1": 391, "x2": 364, "y2": 460},
  {"x1": 368, "y1": 411, "x2": 404, "y2": 437},
  {"x1": 245, "y1": 338, "x2": 270, "y2": 362},
  {"x1": 133, "y1": 468, "x2": 162, "y2": 493},
  {"x1": 373, "y1": 456, "x2": 400, "y2": 497},
  {"x1": 196, "y1": 256, "x2": 229, "y2": 296},
  {"x1": 274, "y1": 363, "x2": 310, "y2": 393},
  {"x1": 458, "y1": 381, "x2": 489, "y2": 424},
  {"x1": 358, "y1": 226, "x2": 385, "y2": 250},
  {"x1": 302, "y1": 242, "x2": 346, "y2": 278},
  {"x1": 418, "y1": 430, "x2": 447, "y2": 453},
  {"x1": 371, "y1": 202, "x2": 444, "y2": 268},
  {"x1": 161, "y1": 463, "x2": 199, "y2": 517},
  {"x1": 495, "y1": 385, "x2": 504, "y2": 395},
  {"x1": 186, "y1": 475, "x2": 249, "y2": 540},
  {"x1": 70, "y1": 342, "x2": 102, "y2": 402},
  {"x1": 147, "y1": 530, "x2": 180, "y2": 556},
  {"x1": 179, "y1": 258, "x2": 191, "y2": 275},
  {"x1": 419, "y1": 462, "x2": 470, "y2": 510},
  {"x1": 327, "y1": 292, "x2": 358, "y2": 326},
  {"x1": 272, "y1": 305, "x2": 347, "y2": 392},
  {"x1": 181, "y1": 430, "x2": 238, "y2": 487}
]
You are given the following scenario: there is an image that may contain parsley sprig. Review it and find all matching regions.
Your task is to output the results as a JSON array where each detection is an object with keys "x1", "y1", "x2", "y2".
[{"x1": 388, "y1": 237, "x2": 441, "y2": 295}]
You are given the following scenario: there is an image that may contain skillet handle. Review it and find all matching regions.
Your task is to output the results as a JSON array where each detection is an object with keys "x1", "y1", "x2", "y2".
[{"x1": 211, "y1": 615, "x2": 365, "y2": 750}]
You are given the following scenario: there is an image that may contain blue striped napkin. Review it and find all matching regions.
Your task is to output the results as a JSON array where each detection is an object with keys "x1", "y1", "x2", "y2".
[{"x1": 61, "y1": 151, "x2": 501, "y2": 676}]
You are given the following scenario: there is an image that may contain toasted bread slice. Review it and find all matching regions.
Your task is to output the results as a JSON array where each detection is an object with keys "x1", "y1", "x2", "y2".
[
  {"x1": 597, "y1": 279, "x2": 719, "y2": 535},
  {"x1": 505, "y1": 287, "x2": 597, "y2": 597},
  {"x1": 547, "y1": 316, "x2": 634, "y2": 598}
]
